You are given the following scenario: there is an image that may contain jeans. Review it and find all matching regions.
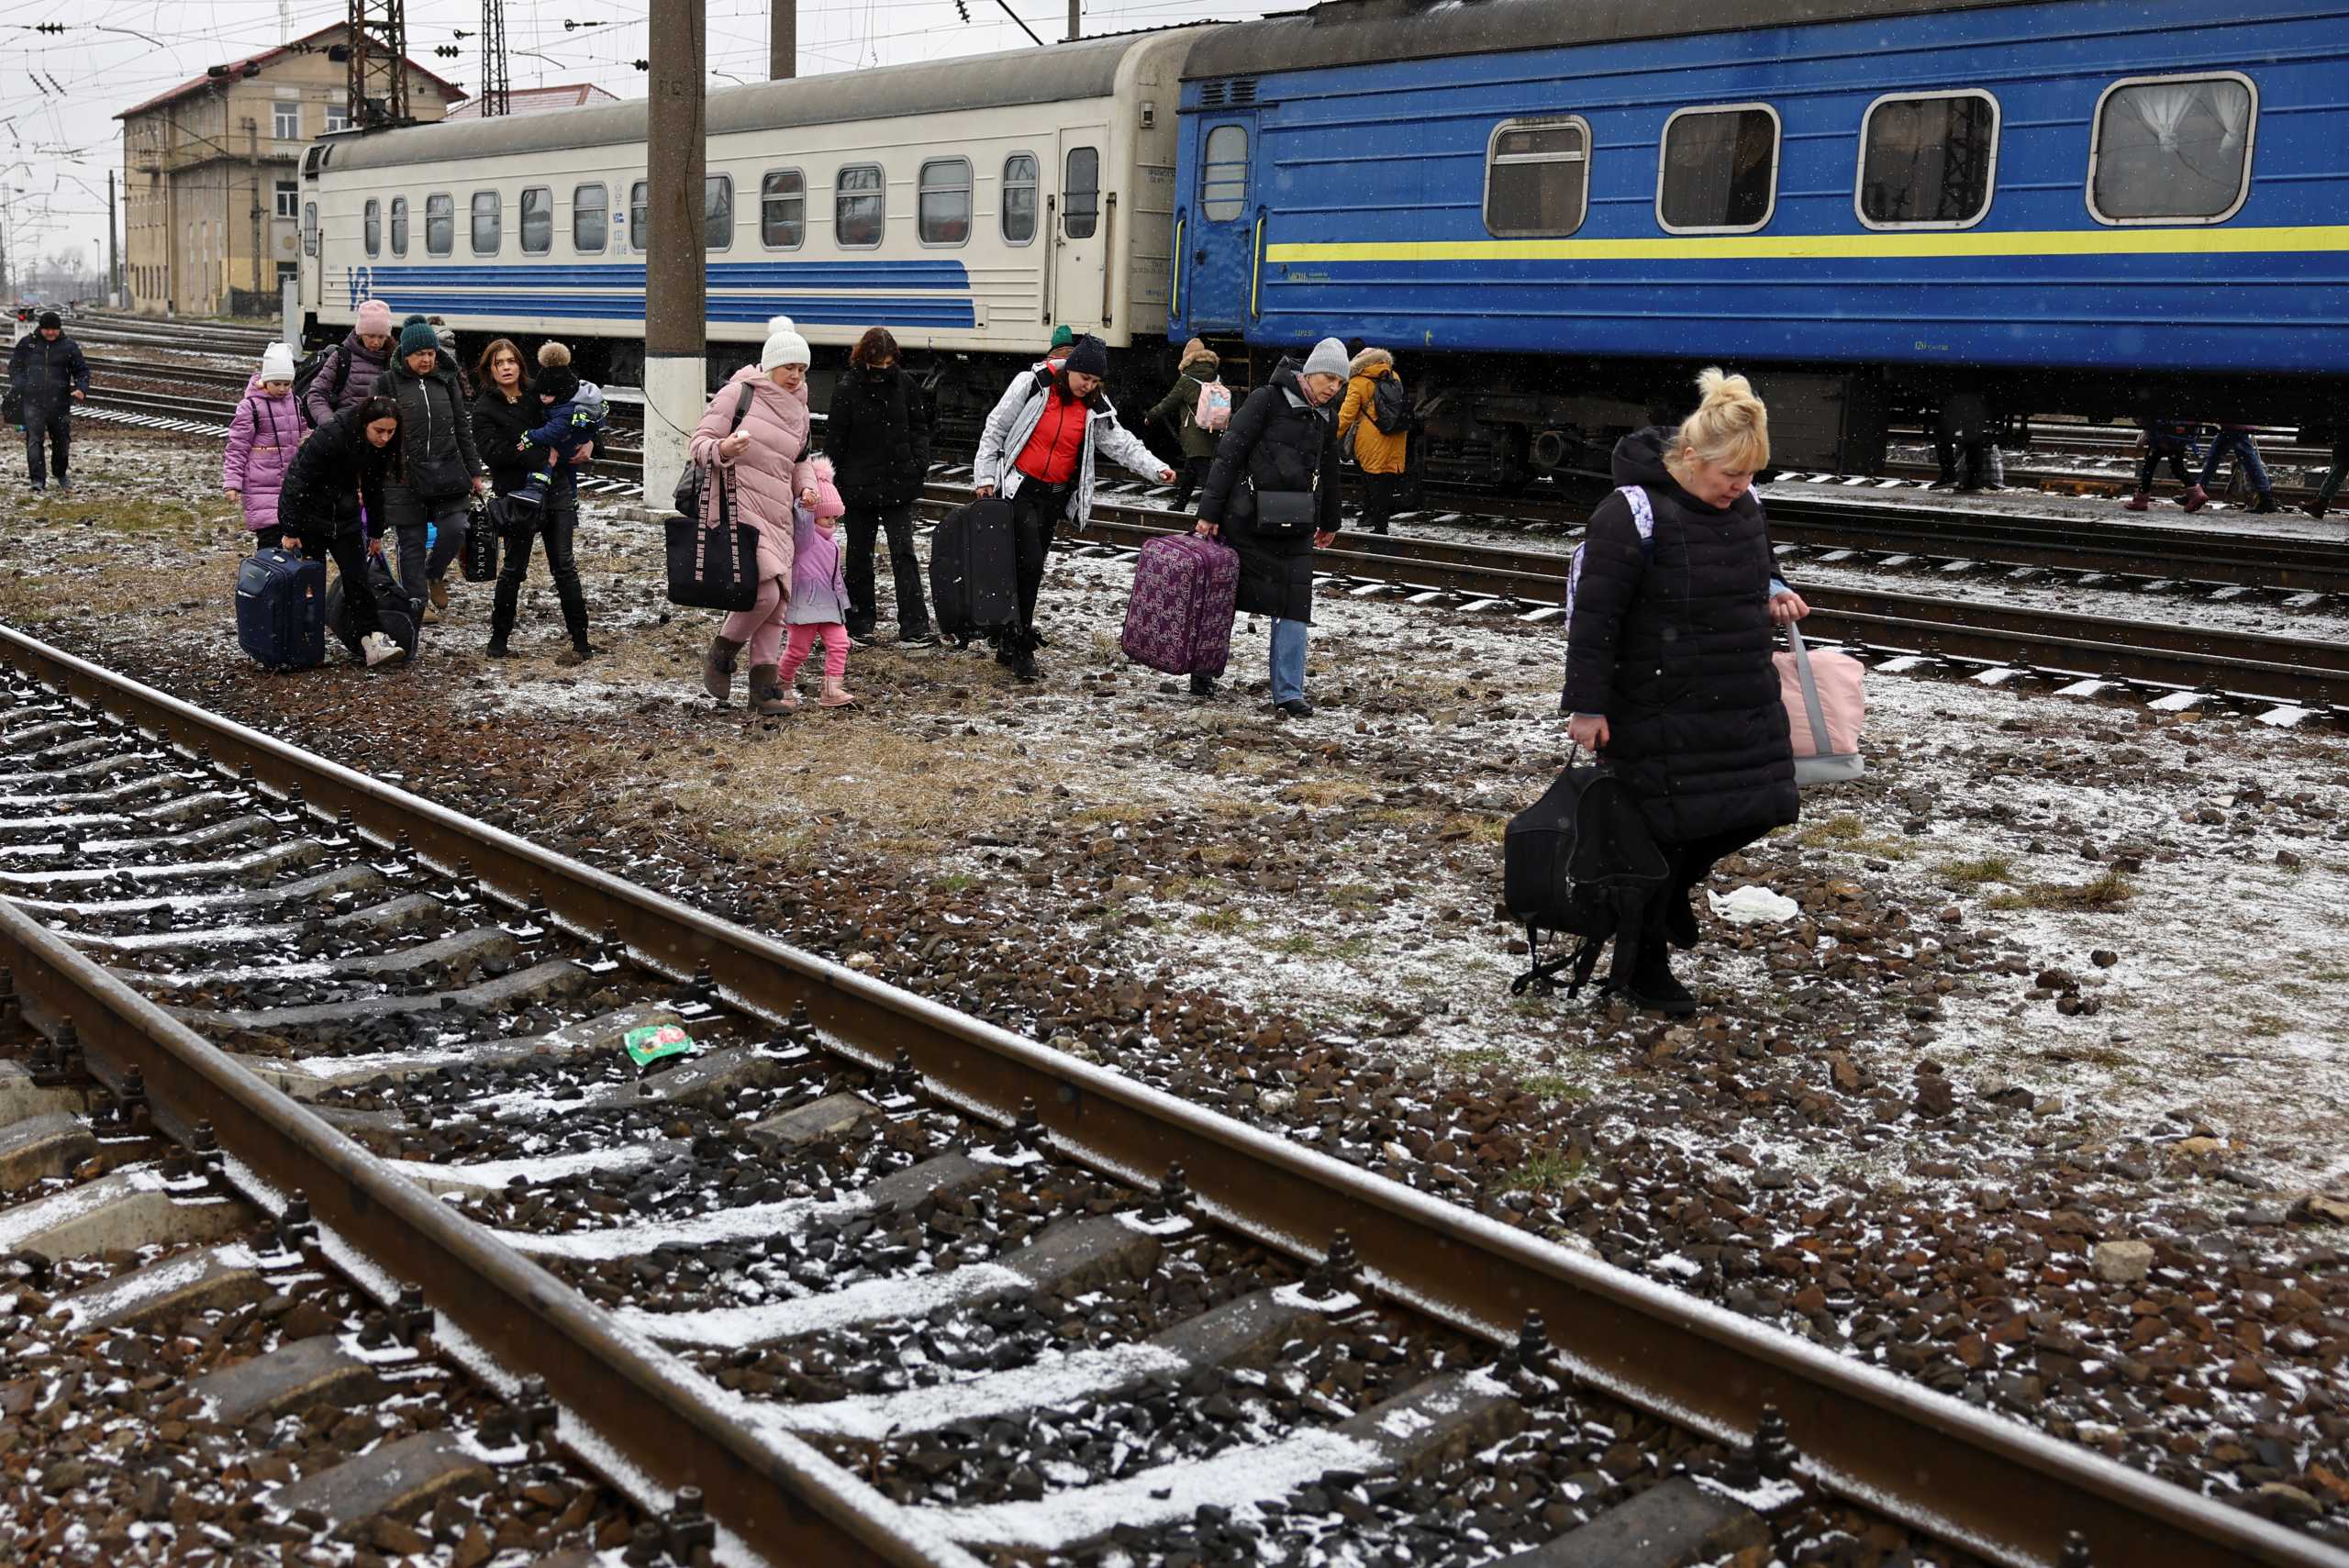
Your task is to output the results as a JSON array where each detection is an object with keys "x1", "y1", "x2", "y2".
[
  {"x1": 384, "y1": 486, "x2": 470, "y2": 612},
  {"x1": 1171, "y1": 455, "x2": 1213, "y2": 512},
  {"x1": 1360, "y1": 473, "x2": 1403, "y2": 534},
  {"x1": 2199, "y1": 431, "x2": 2270, "y2": 496},
  {"x1": 490, "y1": 501, "x2": 586, "y2": 646},
  {"x1": 843, "y1": 503, "x2": 930, "y2": 637},
  {"x1": 262, "y1": 522, "x2": 381, "y2": 641},
  {"x1": 1270, "y1": 617, "x2": 1308, "y2": 705},
  {"x1": 1008, "y1": 481, "x2": 1070, "y2": 642},
  {"x1": 2136, "y1": 439, "x2": 2197, "y2": 493},
  {"x1": 22, "y1": 403, "x2": 69, "y2": 486}
]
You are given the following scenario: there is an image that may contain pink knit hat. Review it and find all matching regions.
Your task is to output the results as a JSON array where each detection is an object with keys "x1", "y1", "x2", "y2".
[{"x1": 355, "y1": 299, "x2": 393, "y2": 336}]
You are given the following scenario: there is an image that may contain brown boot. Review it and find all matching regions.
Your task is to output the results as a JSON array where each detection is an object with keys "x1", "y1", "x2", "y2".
[
  {"x1": 819, "y1": 676, "x2": 857, "y2": 709},
  {"x1": 749, "y1": 663, "x2": 798, "y2": 716},
  {"x1": 702, "y1": 634, "x2": 745, "y2": 701}
]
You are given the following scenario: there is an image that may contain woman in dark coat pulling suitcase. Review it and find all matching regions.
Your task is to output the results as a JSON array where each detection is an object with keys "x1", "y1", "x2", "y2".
[
  {"x1": 274, "y1": 397, "x2": 407, "y2": 667},
  {"x1": 1561, "y1": 369, "x2": 1809, "y2": 1015},
  {"x1": 1194, "y1": 338, "x2": 1348, "y2": 713}
]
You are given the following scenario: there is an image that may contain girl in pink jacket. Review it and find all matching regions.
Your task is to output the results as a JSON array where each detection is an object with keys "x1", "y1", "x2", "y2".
[
  {"x1": 223, "y1": 343, "x2": 302, "y2": 545},
  {"x1": 696, "y1": 317, "x2": 819, "y2": 715},
  {"x1": 771, "y1": 457, "x2": 854, "y2": 711}
]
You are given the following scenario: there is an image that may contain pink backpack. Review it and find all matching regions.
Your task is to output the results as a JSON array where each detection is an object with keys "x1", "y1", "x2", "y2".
[
  {"x1": 1193, "y1": 377, "x2": 1231, "y2": 433},
  {"x1": 1774, "y1": 623, "x2": 1865, "y2": 785}
]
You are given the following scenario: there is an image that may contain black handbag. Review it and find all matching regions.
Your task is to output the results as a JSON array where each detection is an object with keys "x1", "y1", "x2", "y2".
[
  {"x1": 1247, "y1": 470, "x2": 1319, "y2": 537},
  {"x1": 1501, "y1": 749, "x2": 1669, "y2": 996},
  {"x1": 673, "y1": 384, "x2": 754, "y2": 518},
  {"x1": 461, "y1": 498, "x2": 502, "y2": 583},
  {"x1": 0, "y1": 388, "x2": 19, "y2": 427},
  {"x1": 665, "y1": 467, "x2": 761, "y2": 612}
]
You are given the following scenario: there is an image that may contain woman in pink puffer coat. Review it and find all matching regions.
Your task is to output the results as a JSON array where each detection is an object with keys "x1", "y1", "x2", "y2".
[
  {"x1": 696, "y1": 317, "x2": 820, "y2": 710},
  {"x1": 223, "y1": 344, "x2": 303, "y2": 545}
]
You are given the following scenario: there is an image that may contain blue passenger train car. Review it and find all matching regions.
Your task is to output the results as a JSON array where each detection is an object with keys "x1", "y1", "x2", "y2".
[{"x1": 1170, "y1": 0, "x2": 2349, "y2": 477}]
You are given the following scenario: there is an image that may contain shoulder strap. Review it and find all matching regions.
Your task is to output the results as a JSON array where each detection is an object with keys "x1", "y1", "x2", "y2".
[
  {"x1": 329, "y1": 346, "x2": 351, "y2": 398},
  {"x1": 1616, "y1": 484, "x2": 1655, "y2": 550},
  {"x1": 729, "y1": 383, "x2": 753, "y2": 431},
  {"x1": 1787, "y1": 621, "x2": 1832, "y2": 759}
]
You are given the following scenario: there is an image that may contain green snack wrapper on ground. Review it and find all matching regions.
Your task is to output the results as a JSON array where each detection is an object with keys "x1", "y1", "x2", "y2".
[{"x1": 625, "y1": 1022, "x2": 696, "y2": 1071}]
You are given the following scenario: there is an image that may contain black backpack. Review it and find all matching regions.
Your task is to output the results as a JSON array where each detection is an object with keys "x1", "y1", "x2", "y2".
[
  {"x1": 1502, "y1": 756, "x2": 1669, "y2": 996},
  {"x1": 1367, "y1": 374, "x2": 1415, "y2": 435},
  {"x1": 291, "y1": 346, "x2": 351, "y2": 427}
]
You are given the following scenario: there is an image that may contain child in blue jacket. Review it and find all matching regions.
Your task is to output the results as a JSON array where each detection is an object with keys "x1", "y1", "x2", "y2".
[{"x1": 510, "y1": 342, "x2": 607, "y2": 507}]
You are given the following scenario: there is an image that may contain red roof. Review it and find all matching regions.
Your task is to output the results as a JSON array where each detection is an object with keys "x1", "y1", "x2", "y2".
[
  {"x1": 444, "y1": 83, "x2": 621, "y2": 120},
  {"x1": 114, "y1": 22, "x2": 465, "y2": 122}
]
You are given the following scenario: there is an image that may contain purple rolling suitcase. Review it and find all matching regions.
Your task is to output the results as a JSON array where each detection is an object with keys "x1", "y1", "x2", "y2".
[{"x1": 1121, "y1": 534, "x2": 1240, "y2": 676}]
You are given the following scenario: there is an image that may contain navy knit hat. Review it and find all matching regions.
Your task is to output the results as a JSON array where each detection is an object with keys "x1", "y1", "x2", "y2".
[
  {"x1": 38, "y1": 311, "x2": 60, "y2": 330},
  {"x1": 1063, "y1": 334, "x2": 1109, "y2": 381},
  {"x1": 397, "y1": 321, "x2": 440, "y2": 358}
]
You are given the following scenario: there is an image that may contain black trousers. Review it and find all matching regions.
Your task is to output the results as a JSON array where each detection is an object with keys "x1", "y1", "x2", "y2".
[
  {"x1": 1008, "y1": 481, "x2": 1071, "y2": 642},
  {"x1": 843, "y1": 502, "x2": 930, "y2": 637},
  {"x1": 1635, "y1": 824, "x2": 1775, "y2": 957},
  {"x1": 2135, "y1": 440, "x2": 2196, "y2": 493},
  {"x1": 1934, "y1": 437, "x2": 1989, "y2": 489},
  {"x1": 22, "y1": 403, "x2": 69, "y2": 486},
  {"x1": 262, "y1": 520, "x2": 382, "y2": 640},
  {"x1": 490, "y1": 501, "x2": 586, "y2": 645},
  {"x1": 1360, "y1": 472, "x2": 1404, "y2": 534},
  {"x1": 1171, "y1": 455, "x2": 1213, "y2": 512}
]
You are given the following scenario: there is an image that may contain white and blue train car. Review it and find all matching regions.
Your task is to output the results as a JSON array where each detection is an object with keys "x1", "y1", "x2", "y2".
[{"x1": 297, "y1": 30, "x2": 1203, "y2": 405}]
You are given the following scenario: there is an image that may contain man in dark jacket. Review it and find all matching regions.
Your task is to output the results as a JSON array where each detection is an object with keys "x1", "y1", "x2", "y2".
[
  {"x1": 301, "y1": 299, "x2": 395, "y2": 428},
  {"x1": 9, "y1": 312, "x2": 90, "y2": 493},
  {"x1": 1196, "y1": 339, "x2": 1347, "y2": 714},
  {"x1": 378, "y1": 320, "x2": 484, "y2": 622},
  {"x1": 829, "y1": 327, "x2": 935, "y2": 645}
]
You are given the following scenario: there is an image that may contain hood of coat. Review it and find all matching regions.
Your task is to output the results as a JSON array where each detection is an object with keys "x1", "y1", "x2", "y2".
[
  {"x1": 383, "y1": 353, "x2": 462, "y2": 395},
  {"x1": 243, "y1": 373, "x2": 294, "y2": 403},
  {"x1": 1180, "y1": 347, "x2": 1220, "y2": 374},
  {"x1": 342, "y1": 329, "x2": 391, "y2": 369},
  {"x1": 1269, "y1": 361, "x2": 1318, "y2": 413},
  {"x1": 1347, "y1": 348, "x2": 1393, "y2": 379},
  {"x1": 1612, "y1": 424, "x2": 1760, "y2": 518},
  {"x1": 571, "y1": 382, "x2": 607, "y2": 421}
]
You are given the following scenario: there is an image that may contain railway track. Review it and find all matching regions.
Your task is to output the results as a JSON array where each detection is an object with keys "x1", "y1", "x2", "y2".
[{"x1": 1, "y1": 627, "x2": 2337, "y2": 1566}]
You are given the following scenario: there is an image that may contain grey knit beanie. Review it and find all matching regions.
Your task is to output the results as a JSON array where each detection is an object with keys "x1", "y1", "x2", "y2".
[{"x1": 1301, "y1": 338, "x2": 1349, "y2": 379}]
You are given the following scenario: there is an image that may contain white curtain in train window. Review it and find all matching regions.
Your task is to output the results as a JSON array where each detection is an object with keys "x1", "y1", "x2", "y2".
[
  {"x1": 2095, "y1": 78, "x2": 2252, "y2": 220},
  {"x1": 1661, "y1": 109, "x2": 1776, "y2": 231}
]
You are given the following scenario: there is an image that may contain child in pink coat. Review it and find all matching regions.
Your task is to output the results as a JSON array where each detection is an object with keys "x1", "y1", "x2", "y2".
[
  {"x1": 774, "y1": 458, "x2": 853, "y2": 710},
  {"x1": 223, "y1": 343, "x2": 302, "y2": 547}
]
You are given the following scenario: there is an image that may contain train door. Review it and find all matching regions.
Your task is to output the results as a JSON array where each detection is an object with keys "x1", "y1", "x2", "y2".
[
  {"x1": 1182, "y1": 111, "x2": 1257, "y2": 334},
  {"x1": 1051, "y1": 129, "x2": 1109, "y2": 335}
]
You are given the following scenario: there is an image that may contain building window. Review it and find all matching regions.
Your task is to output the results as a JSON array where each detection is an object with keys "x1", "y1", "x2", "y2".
[
  {"x1": 1858, "y1": 92, "x2": 1998, "y2": 228},
  {"x1": 390, "y1": 196, "x2": 409, "y2": 256},
  {"x1": 1484, "y1": 117, "x2": 1587, "y2": 238},
  {"x1": 1657, "y1": 104, "x2": 1779, "y2": 234},
  {"x1": 519, "y1": 186, "x2": 552, "y2": 254},
  {"x1": 1001, "y1": 153, "x2": 1038, "y2": 245},
  {"x1": 629, "y1": 180, "x2": 648, "y2": 251},
  {"x1": 761, "y1": 170, "x2": 804, "y2": 248},
  {"x1": 703, "y1": 174, "x2": 733, "y2": 250},
  {"x1": 302, "y1": 202, "x2": 318, "y2": 257},
  {"x1": 426, "y1": 193, "x2": 453, "y2": 256},
  {"x1": 836, "y1": 164, "x2": 884, "y2": 248},
  {"x1": 918, "y1": 159, "x2": 972, "y2": 246},
  {"x1": 573, "y1": 183, "x2": 607, "y2": 252},
  {"x1": 2088, "y1": 72, "x2": 2256, "y2": 225},
  {"x1": 470, "y1": 191, "x2": 500, "y2": 255},
  {"x1": 363, "y1": 198, "x2": 381, "y2": 256},
  {"x1": 1063, "y1": 146, "x2": 1099, "y2": 239},
  {"x1": 274, "y1": 181, "x2": 299, "y2": 221},
  {"x1": 323, "y1": 104, "x2": 349, "y2": 135},
  {"x1": 1200, "y1": 125, "x2": 1249, "y2": 221},
  {"x1": 273, "y1": 101, "x2": 301, "y2": 140}
]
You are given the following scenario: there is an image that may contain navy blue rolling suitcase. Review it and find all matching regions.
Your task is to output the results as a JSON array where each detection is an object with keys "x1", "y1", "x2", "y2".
[
  {"x1": 235, "y1": 548, "x2": 327, "y2": 671},
  {"x1": 928, "y1": 497, "x2": 1019, "y2": 645}
]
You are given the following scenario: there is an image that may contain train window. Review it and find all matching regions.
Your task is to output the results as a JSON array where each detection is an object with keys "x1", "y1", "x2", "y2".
[
  {"x1": 630, "y1": 182, "x2": 648, "y2": 252},
  {"x1": 573, "y1": 183, "x2": 607, "y2": 253},
  {"x1": 704, "y1": 174, "x2": 733, "y2": 251},
  {"x1": 1064, "y1": 146, "x2": 1100, "y2": 239},
  {"x1": 1657, "y1": 105, "x2": 1779, "y2": 234},
  {"x1": 1002, "y1": 154, "x2": 1038, "y2": 245},
  {"x1": 761, "y1": 170, "x2": 805, "y2": 249},
  {"x1": 2088, "y1": 72, "x2": 2255, "y2": 225},
  {"x1": 519, "y1": 187, "x2": 552, "y2": 254},
  {"x1": 918, "y1": 159, "x2": 972, "y2": 247},
  {"x1": 363, "y1": 199, "x2": 381, "y2": 258},
  {"x1": 1484, "y1": 117, "x2": 1587, "y2": 238},
  {"x1": 837, "y1": 164, "x2": 885, "y2": 249},
  {"x1": 302, "y1": 202, "x2": 318, "y2": 258},
  {"x1": 390, "y1": 196, "x2": 408, "y2": 257},
  {"x1": 471, "y1": 191, "x2": 501, "y2": 256},
  {"x1": 426, "y1": 194, "x2": 454, "y2": 256},
  {"x1": 1858, "y1": 92, "x2": 1998, "y2": 228},
  {"x1": 1201, "y1": 125, "x2": 1250, "y2": 222}
]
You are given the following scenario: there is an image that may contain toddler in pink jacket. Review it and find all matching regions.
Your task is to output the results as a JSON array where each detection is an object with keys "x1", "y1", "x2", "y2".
[
  {"x1": 223, "y1": 343, "x2": 302, "y2": 546},
  {"x1": 774, "y1": 458, "x2": 854, "y2": 710}
]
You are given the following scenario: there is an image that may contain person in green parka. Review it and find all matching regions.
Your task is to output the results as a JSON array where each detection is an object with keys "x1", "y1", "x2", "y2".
[{"x1": 1146, "y1": 339, "x2": 1225, "y2": 511}]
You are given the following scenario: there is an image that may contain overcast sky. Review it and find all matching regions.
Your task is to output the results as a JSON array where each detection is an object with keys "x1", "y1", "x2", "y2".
[{"x1": 0, "y1": 0, "x2": 1240, "y2": 278}]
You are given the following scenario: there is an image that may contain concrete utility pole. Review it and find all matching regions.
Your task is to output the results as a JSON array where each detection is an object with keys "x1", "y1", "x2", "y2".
[
  {"x1": 1067, "y1": 0, "x2": 1078, "y2": 41},
  {"x1": 771, "y1": 0, "x2": 795, "y2": 80},
  {"x1": 643, "y1": 0, "x2": 707, "y2": 511},
  {"x1": 106, "y1": 172, "x2": 118, "y2": 306}
]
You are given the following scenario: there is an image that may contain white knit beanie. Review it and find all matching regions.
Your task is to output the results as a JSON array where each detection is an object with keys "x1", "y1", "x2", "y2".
[
  {"x1": 760, "y1": 314, "x2": 810, "y2": 372},
  {"x1": 1301, "y1": 338, "x2": 1350, "y2": 379},
  {"x1": 260, "y1": 342, "x2": 297, "y2": 383}
]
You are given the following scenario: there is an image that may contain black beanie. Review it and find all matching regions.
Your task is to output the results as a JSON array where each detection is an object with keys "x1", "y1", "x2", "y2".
[
  {"x1": 536, "y1": 364, "x2": 580, "y2": 405},
  {"x1": 1063, "y1": 334, "x2": 1109, "y2": 381},
  {"x1": 38, "y1": 311, "x2": 60, "y2": 330}
]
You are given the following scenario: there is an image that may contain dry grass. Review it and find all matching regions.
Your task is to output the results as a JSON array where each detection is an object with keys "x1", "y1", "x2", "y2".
[
  {"x1": 1987, "y1": 868, "x2": 2134, "y2": 912},
  {"x1": 1937, "y1": 854, "x2": 2015, "y2": 887}
]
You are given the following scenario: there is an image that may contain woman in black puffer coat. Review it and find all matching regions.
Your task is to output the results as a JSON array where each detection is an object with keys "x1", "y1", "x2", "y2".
[
  {"x1": 829, "y1": 328, "x2": 935, "y2": 644},
  {"x1": 274, "y1": 397, "x2": 406, "y2": 665},
  {"x1": 1196, "y1": 337, "x2": 1348, "y2": 714},
  {"x1": 1562, "y1": 369, "x2": 1811, "y2": 1016}
]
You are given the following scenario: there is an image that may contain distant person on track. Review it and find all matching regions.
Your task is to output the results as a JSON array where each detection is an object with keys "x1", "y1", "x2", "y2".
[
  {"x1": 1561, "y1": 369, "x2": 1807, "y2": 1018},
  {"x1": 273, "y1": 396, "x2": 407, "y2": 667},
  {"x1": 696, "y1": 317, "x2": 822, "y2": 716},
  {"x1": 223, "y1": 343, "x2": 301, "y2": 549},
  {"x1": 974, "y1": 333, "x2": 1176, "y2": 683},
  {"x1": 1337, "y1": 346, "x2": 1409, "y2": 535},
  {"x1": 829, "y1": 327, "x2": 937, "y2": 648},
  {"x1": 301, "y1": 299, "x2": 395, "y2": 429},
  {"x1": 1145, "y1": 339, "x2": 1225, "y2": 513},
  {"x1": 1932, "y1": 391, "x2": 1992, "y2": 493},
  {"x1": 380, "y1": 320, "x2": 485, "y2": 625},
  {"x1": 485, "y1": 341, "x2": 599, "y2": 663},
  {"x1": 2125, "y1": 417, "x2": 2200, "y2": 512},
  {"x1": 1195, "y1": 338, "x2": 1348, "y2": 716},
  {"x1": 2184, "y1": 423, "x2": 2277, "y2": 514},
  {"x1": 2307, "y1": 427, "x2": 2349, "y2": 521},
  {"x1": 9, "y1": 310, "x2": 88, "y2": 495}
]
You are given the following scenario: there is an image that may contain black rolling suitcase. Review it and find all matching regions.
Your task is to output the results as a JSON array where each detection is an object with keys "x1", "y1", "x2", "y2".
[
  {"x1": 930, "y1": 496, "x2": 1018, "y2": 645},
  {"x1": 324, "y1": 557, "x2": 422, "y2": 662},
  {"x1": 234, "y1": 548, "x2": 328, "y2": 671}
]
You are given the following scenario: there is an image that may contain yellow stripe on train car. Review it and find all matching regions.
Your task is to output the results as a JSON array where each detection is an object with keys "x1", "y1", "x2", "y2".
[{"x1": 1265, "y1": 226, "x2": 2349, "y2": 264}]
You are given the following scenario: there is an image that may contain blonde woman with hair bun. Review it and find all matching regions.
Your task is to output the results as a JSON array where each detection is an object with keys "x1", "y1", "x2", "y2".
[{"x1": 1558, "y1": 367, "x2": 1811, "y2": 1016}]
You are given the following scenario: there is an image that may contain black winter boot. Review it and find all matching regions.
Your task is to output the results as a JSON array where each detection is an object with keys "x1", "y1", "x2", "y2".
[{"x1": 1624, "y1": 943, "x2": 1697, "y2": 1017}]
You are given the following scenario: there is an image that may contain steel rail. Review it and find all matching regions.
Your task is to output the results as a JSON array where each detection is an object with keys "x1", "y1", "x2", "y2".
[{"x1": 2, "y1": 623, "x2": 2339, "y2": 1568}]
